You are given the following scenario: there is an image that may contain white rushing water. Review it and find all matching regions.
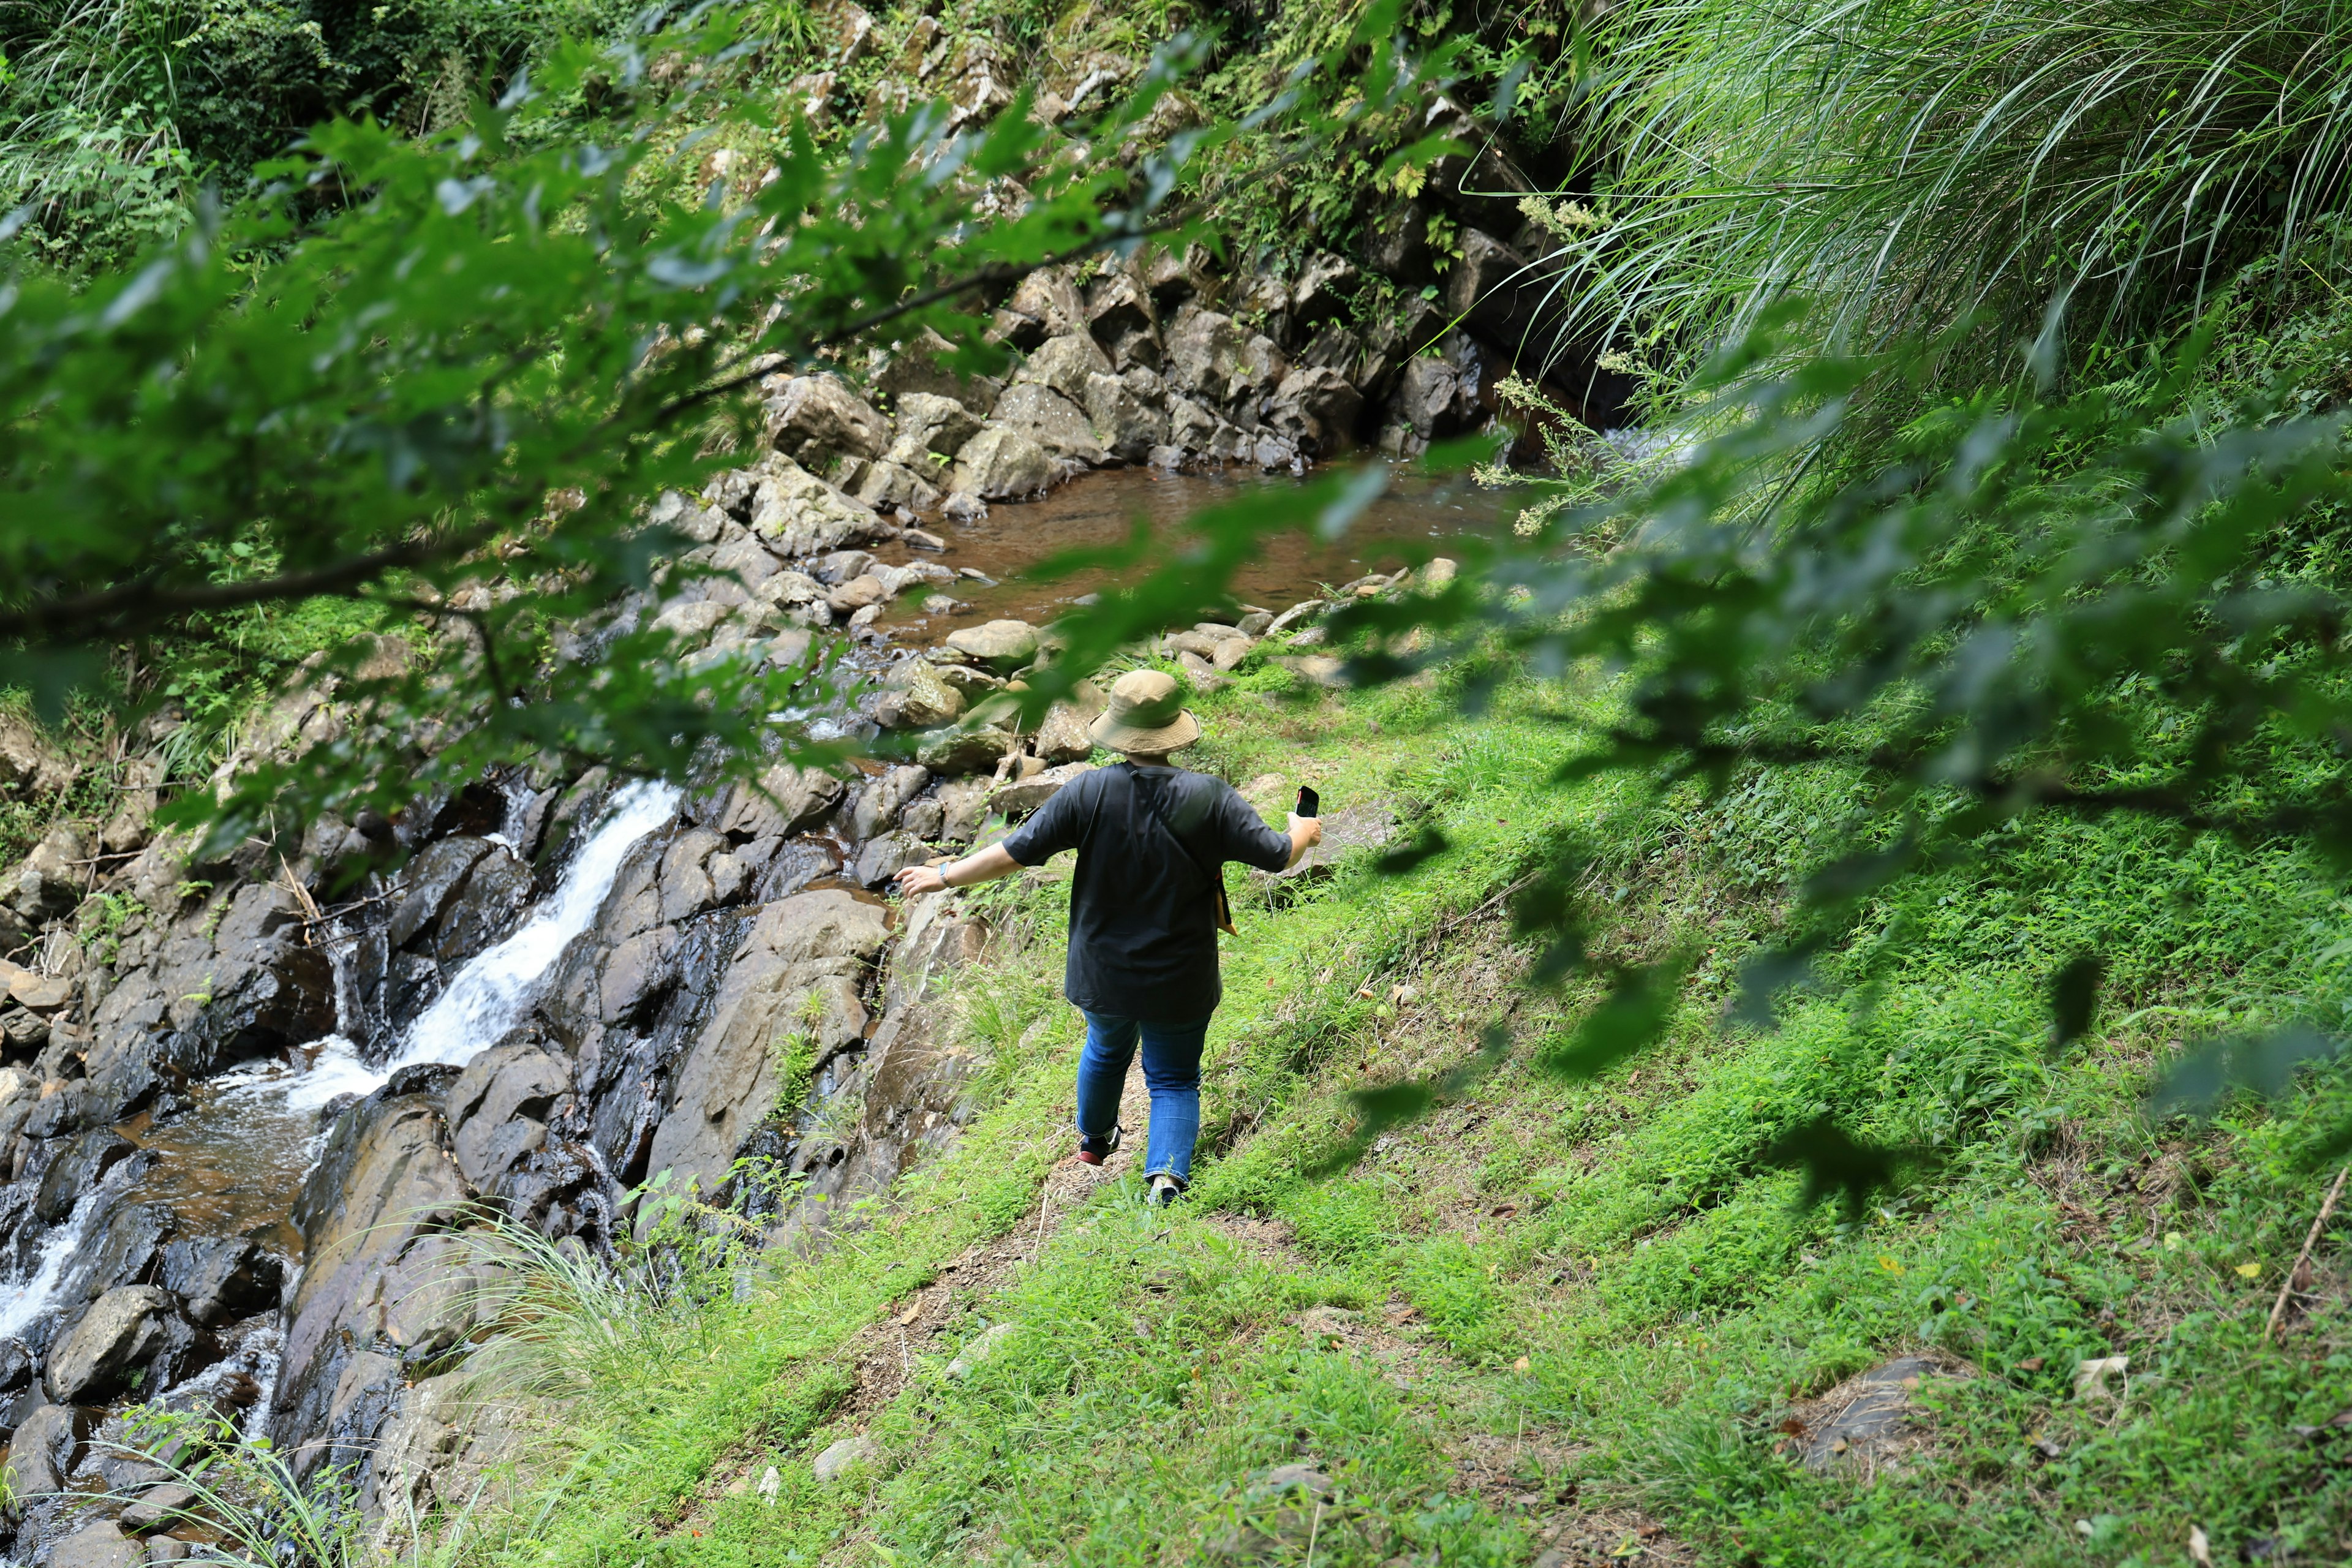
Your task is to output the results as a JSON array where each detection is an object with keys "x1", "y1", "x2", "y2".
[
  {"x1": 384, "y1": 778, "x2": 681, "y2": 1074},
  {"x1": 0, "y1": 1190, "x2": 105, "y2": 1340}
]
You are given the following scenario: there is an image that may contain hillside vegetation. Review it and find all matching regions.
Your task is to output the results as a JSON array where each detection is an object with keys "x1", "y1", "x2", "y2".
[{"x1": 444, "y1": 652, "x2": 2352, "y2": 1568}]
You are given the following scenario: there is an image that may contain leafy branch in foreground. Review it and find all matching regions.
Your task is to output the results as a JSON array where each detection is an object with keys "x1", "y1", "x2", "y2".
[
  {"x1": 1, "y1": 2, "x2": 1455, "y2": 849},
  {"x1": 1036, "y1": 306, "x2": 2352, "y2": 1191}
]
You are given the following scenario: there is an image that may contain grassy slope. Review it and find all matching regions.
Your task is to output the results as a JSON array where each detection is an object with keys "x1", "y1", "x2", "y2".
[{"x1": 461, "y1": 647, "x2": 2352, "y2": 1568}]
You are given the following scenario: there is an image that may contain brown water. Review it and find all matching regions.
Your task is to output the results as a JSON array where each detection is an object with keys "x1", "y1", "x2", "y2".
[{"x1": 872, "y1": 465, "x2": 1506, "y2": 636}]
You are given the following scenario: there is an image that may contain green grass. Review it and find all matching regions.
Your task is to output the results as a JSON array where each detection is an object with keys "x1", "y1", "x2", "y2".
[{"x1": 450, "y1": 658, "x2": 2352, "y2": 1567}]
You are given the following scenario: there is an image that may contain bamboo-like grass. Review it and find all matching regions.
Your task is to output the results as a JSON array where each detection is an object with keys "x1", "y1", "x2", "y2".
[{"x1": 1551, "y1": 0, "x2": 2352, "y2": 385}]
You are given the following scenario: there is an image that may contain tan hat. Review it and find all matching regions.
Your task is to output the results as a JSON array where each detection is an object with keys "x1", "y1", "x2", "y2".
[{"x1": 1088, "y1": 668, "x2": 1201, "y2": 753}]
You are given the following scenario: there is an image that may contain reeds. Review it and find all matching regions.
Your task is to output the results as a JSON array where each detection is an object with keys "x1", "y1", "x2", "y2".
[{"x1": 1552, "y1": 0, "x2": 2352, "y2": 385}]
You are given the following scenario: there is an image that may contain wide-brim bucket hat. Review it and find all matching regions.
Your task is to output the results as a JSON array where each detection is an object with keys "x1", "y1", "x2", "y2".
[{"x1": 1089, "y1": 668, "x2": 1201, "y2": 752}]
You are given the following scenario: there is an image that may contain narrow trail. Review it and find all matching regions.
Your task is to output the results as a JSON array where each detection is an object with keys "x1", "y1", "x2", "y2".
[{"x1": 670, "y1": 1052, "x2": 1693, "y2": 1566}]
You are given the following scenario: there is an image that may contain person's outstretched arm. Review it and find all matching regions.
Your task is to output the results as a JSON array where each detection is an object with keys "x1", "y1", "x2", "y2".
[
  {"x1": 1283, "y1": 812, "x2": 1322, "y2": 869},
  {"x1": 895, "y1": 841, "x2": 1020, "y2": 897}
]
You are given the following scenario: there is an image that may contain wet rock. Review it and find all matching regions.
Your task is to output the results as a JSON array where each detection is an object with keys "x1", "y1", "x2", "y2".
[
  {"x1": 0, "y1": 1006, "x2": 48, "y2": 1054},
  {"x1": 874, "y1": 665, "x2": 965, "y2": 732},
  {"x1": 47, "y1": 1284, "x2": 176, "y2": 1403},
  {"x1": 64, "y1": 1202, "x2": 176, "y2": 1305},
  {"x1": 916, "y1": 725, "x2": 1015, "y2": 776},
  {"x1": 119, "y1": 1483, "x2": 195, "y2": 1531},
  {"x1": 853, "y1": 767, "x2": 932, "y2": 841},
  {"x1": 4, "y1": 1402, "x2": 90, "y2": 1493},
  {"x1": 812, "y1": 1434, "x2": 879, "y2": 1483},
  {"x1": 36, "y1": 1130, "x2": 137, "y2": 1224},
  {"x1": 49, "y1": 1520, "x2": 140, "y2": 1568},
  {"x1": 943, "y1": 620, "x2": 1040, "y2": 671},
  {"x1": 657, "y1": 828, "x2": 729, "y2": 924},
  {"x1": 941, "y1": 491, "x2": 989, "y2": 523},
  {"x1": 763, "y1": 373, "x2": 889, "y2": 466},
  {"x1": 447, "y1": 1042, "x2": 571, "y2": 1190},
  {"x1": 636, "y1": 891, "x2": 889, "y2": 1224},
  {"x1": 157, "y1": 1237, "x2": 282, "y2": 1325},
  {"x1": 934, "y1": 780, "x2": 995, "y2": 845},
  {"x1": 948, "y1": 426, "x2": 1055, "y2": 499},
  {"x1": 853, "y1": 833, "x2": 926, "y2": 888},
  {"x1": 993, "y1": 762, "x2": 1093, "y2": 818},
  {"x1": 989, "y1": 384, "x2": 1106, "y2": 466},
  {"x1": 1017, "y1": 333, "x2": 1114, "y2": 401},
  {"x1": 273, "y1": 1086, "x2": 474, "y2": 1479},
  {"x1": 427, "y1": 848, "x2": 532, "y2": 964},
  {"x1": 1364, "y1": 197, "x2": 1439, "y2": 285}
]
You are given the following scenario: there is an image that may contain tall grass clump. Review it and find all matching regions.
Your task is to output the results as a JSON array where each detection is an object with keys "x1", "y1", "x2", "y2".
[{"x1": 1552, "y1": 0, "x2": 2352, "y2": 390}]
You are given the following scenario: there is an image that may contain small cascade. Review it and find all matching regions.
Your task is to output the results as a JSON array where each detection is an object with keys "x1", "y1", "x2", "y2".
[
  {"x1": 386, "y1": 779, "x2": 680, "y2": 1075},
  {"x1": 0, "y1": 1189, "x2": 108, "y2": 1341}
]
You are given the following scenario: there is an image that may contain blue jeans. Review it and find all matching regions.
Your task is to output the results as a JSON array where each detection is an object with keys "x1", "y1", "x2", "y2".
[{"x1": 1075, "y1": 1010, "x2": 1211, "y2": 1186}]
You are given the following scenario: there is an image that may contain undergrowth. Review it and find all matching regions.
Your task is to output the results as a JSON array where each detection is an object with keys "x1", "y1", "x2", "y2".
[{"x1": 439, "y1": 657, "x2": 2352, "y2": 1568}]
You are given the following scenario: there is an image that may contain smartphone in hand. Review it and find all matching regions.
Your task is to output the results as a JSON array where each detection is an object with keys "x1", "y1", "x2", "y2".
[{"x1": 1295, "y1": 785, "x2": 1321, "y2": 818}]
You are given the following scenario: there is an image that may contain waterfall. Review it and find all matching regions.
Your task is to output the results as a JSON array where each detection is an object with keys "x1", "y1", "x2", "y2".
[
  {"x1": 383, "y1": 779, "x2": 681, "y2": 1074},
  {"x1": 0, "y1": 1191, "x2": 106, "y2": 1341}
]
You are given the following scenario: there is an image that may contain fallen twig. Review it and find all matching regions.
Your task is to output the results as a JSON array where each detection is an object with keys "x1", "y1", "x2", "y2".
[{"x1": 2266, "y1": 1164, "x2": 2350, "y2": 1343}]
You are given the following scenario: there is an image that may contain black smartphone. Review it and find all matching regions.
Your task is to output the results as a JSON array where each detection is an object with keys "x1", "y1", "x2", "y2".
[{"x1": 1295, "y1": 786, "x2": 1321, "y2": 818}]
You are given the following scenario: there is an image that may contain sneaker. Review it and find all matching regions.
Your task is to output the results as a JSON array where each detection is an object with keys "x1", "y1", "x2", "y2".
[
  {"x1": 1076, "y1": 1126, "x2": 1123, "y2": 1165},
  {"x1": 1148, "y1": 1174, "x2": 1183, "y2": 1207}
]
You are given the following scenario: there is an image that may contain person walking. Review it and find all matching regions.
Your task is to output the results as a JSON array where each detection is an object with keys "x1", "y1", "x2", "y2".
[{"x1": 893, "y1": 668, "x2": 1321, "y2": 1204}]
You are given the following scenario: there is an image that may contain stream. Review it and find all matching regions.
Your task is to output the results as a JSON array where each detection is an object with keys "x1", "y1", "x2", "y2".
[{"x1": 0, "y1": 459, "x2": 1505, "y2": 1544}]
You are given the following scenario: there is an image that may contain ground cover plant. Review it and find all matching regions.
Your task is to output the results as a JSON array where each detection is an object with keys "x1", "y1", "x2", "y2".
[{"x1": 432, "y1": 656, "x2": 2352, "y2": 1566}]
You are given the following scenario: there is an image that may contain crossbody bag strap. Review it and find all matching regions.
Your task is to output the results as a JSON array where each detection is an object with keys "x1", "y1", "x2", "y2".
[{"x1": 1128, "y1": 766, "x2": 1238, "y2": 938}]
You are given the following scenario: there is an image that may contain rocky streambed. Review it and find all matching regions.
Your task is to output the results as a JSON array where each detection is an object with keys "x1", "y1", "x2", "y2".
[{"x1": 0, "y1": 227, "x2": 1533, "y2": 1565}]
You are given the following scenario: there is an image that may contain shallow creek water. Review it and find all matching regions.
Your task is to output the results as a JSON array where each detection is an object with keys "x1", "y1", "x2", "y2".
[{"x1": 0, "y1": 462, "x2": 1510, "y2": 1346}]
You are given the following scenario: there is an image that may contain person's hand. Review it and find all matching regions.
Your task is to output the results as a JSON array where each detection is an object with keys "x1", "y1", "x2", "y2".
[
  {"x1": 1287, "y1": 812, "x2": 1323, "y2": 847},
  {"x1": 895, "y1": 862, "x2": 950, "y2": 897}
]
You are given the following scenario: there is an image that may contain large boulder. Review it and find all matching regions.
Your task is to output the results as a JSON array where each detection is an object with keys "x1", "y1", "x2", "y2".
[
  {"x1": 916, "y1": 725, "x2": 1016, "y2": 775},
  {"x1": 948, "y1": 426, "x2": 1056, "y2": 499},
  {"x1": 884, "y1": 393, "x2": 985, "y2": 466},
  {"x1": 157, "y1": 1235, "x2": 283, "y2": 1325},
  {"x1": 993, "y1": 761, "x2": 1094, "y2": 817},
  {"x1": 874, "y1": 663, "x2": 965, "y2": 733},
  {"x1": 46, "y1": 1284, "x2": 177, "y2": 1403},
  {"x1": 635, "y1": 890, "x2": 891, "y2": 1227},
  {"x1": 987, "y1": 384, "x2": 1106, "y2": 466},
  {"x1": 873, "y1": 328, "x2": 1003, "y2": 415},
  {"x1": 747, "y1": 456, "x2": 884, "y2": 556},
  {"x1": 445, "y1": 1041, "x2": 573, "y2": 1191},
  {"x1": 851, "y1": 766, "x2": 931, "y2": 840},
  {"x1": 272, "y1": 1081, "x2": 478, "y2": 1479},
  {"x1": 1016, "y1": 334, "x2": 1114, "y2": 401},
  {"x1": 1165, "y1": 307, "x2": 1284, "y2": 409},
  {"x1": 2, "y1": 1403, "x2": 90, "y2": 1494},
  {"x1": 1084, "y1": 372, "x2": 1170, "y2": 464},
  {"x1": 51, "y1": 1520, "x2": 145, "y2": 1568},
  {"x1": 1085, "y1": 269, "x2": 1158, "y2": 342},
  {"x1": 1266, "y1": 366, "x2": 1365, "y2": 454},
  {"x1": 0, "y1": 714, "x2": 73, "y2": 799},
  {"x1": 717, "y1": 764, "x2": 846, "y2": 842},
  {"x1": 943, "y1": 620, "x2": 1041, "y2": 671},
  {"x1": 763, "y1": 374, "x2": 890, "y2": 466}
]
